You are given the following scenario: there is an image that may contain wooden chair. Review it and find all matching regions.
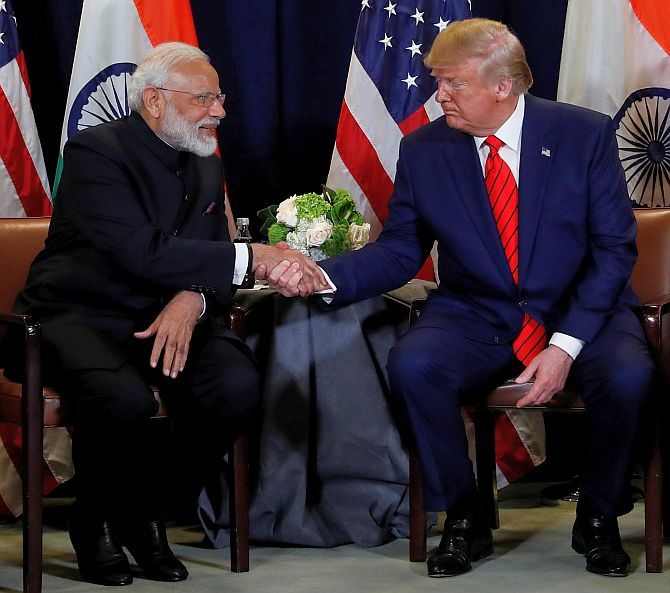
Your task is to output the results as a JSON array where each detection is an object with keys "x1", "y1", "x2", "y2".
[
  {"x1": 407, "y1": 207, "x2": 668, "y2": 573},
  {"x1": 0, "y1": 217, "x2": 250, "y2": 593}
]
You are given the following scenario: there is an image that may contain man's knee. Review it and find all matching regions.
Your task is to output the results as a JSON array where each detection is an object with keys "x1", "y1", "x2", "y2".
[
  {"x1": 190, "y1": 344, "x2": 261, "y2": 427},
  {"x1": 72, "y1": 367, "x2": 158, "y2": 426},
  {"x1": 387, "y1": 340, "x2": 433, "y2": 395}
]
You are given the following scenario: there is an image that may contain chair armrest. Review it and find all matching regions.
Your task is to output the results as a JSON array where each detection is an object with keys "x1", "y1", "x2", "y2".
[
  {"x1": 0, "y1": 312, "x2": 40, "y2": 332},
  {"x1": 229, "y1": 287, "x2": 278, "y2": 341},
  {"x1": 384, "y1": 280, "x2": 437, "y2": 309},
  {"x1": 409, "y1": 298, "x2": 426, "y2": 326},
  {"x1": 641, "y1": 293, "x2": 670, "y2": 387}
]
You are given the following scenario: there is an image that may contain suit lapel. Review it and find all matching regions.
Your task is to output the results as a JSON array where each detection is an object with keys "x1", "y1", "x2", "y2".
[{"x1": 518, "y1": 95, "x2": 556, "y2": 285}]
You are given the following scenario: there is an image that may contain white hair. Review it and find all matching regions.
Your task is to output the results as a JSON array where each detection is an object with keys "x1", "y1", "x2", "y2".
[{"x1": 127, "y1": 42, "x2": 211, "y2": 112}]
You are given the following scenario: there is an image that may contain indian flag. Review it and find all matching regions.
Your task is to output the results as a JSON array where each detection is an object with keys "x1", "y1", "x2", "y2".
[
  {"x1": 54, "y1": 0, "x2": 199, "y2": 195},
  {"x1": 557, "y1": 0, "x2": 670, "y2": 207}
]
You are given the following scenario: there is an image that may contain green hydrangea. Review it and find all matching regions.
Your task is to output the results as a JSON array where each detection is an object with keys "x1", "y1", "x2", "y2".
[
  {"x1": 267, "y1": 222, "x2": 290, "y2": 245},
  {"x1": 295, "y1": 193, "x2": 331, "y2": 221}
]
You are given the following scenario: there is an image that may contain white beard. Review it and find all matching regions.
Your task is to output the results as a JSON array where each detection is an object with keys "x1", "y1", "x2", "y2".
[{"x1": 159, "y1": 102, "x2": 219, "y2": 157}]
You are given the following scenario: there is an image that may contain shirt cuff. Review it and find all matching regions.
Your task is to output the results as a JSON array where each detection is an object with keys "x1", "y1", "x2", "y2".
[
  {"x1": 198, "y1": 292, "x2": 207, "y2": 320},
  {"x1": 548, "y1": 332, "x2": 585, "y2": 360},
  {"x1": 316, "y1": 266, "x2": 337, "y2": 294},
  {"x1": 233, "y1": 243, "x2": 249, "y2": 286}
]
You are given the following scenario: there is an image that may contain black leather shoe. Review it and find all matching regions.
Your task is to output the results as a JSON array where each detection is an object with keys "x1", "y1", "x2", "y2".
[
  {"x1": 120, "y1": 519, "x2": 189, "y2": 582},
  {"x1": 427, "y1": 518, "x2": 493, "y2": 577},
  {"x1": 68, "y1": 515, "x2": 132, "y2": 586},
  {"x1": 571, "y1": 515, "x2": 630, "y2": 577}
]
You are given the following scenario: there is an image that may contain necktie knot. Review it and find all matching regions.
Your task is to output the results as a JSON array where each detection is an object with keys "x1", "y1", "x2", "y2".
[{"x1": 484, "y1": 135, "x2": 504, "y2": 156}]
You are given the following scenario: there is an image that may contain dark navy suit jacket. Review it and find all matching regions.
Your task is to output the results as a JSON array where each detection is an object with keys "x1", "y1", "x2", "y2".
[{"x1": 321, "y1": 94, "x2": 640, "y2": 346}]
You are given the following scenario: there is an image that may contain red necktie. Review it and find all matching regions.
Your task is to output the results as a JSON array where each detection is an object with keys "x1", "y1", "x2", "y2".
[{"x1": 484, "y1": 135, "x2": 546, "y2": 365}]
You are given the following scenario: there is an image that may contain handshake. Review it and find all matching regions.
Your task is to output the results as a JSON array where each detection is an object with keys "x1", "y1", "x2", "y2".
[{"x1": 250, "y1": 243, "x2": 332, "y2": 297}]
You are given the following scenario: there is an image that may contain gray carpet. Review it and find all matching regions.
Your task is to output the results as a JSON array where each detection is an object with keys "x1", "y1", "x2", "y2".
[{"x1": 1, "y1": 483, "x2": 668, "y2": 593}]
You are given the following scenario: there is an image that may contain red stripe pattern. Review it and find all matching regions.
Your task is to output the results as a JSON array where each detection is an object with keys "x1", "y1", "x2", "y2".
[
  {"x1": 484, "y1": 136, "x2": 546, "y2": 365},
  {"x1": 0, "y1": 0, "x2": 52, "y2": 217}
]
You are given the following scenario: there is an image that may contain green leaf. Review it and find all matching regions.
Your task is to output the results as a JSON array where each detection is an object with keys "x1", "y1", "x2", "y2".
[
  {"x1": 321, "y1": 223, "x2": 351, "y2": 256},
  {"x1": 267, "y1": 223, "x2": 290, "y2": 245}
]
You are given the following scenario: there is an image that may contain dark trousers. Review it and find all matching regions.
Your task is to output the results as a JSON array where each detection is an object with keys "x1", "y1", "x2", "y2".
[
  {"x1": 387, "y1": 308, "x2": 655, "y2": 518},
  {"x1": 46, "y1": 326, "x2": 260, "y2": 522}
]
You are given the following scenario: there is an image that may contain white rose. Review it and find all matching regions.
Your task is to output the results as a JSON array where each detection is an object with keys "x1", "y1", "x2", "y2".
[
  {"x1": 305, "y1": 220, "x2": 333, "y2": 247},
  {"x1": 276, "y1": 196, "x2": 298, "y2": 227},
  {"x1": 348, "y1": 222, "x2": 370, "y2": 250}
]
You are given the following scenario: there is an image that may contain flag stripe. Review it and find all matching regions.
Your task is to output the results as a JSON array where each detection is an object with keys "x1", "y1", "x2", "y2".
[
  {"x1": 0, "y1": 84, "x2": 51, "y2": 216},
  {"x1": 329, "y1": 146, "x2": 383, "y2": 237},
  {"x1": 133, "y1": 0, "x2": 199, "y2": 46},
  {"x1": 398, "y1": 105, "x2": 429, "y2": 136},
  {"x1": 15, "y1": 52, "x2": 31, "y2": 98},
  {"x1": 341, "y1": 50, "x2": 403, "y2": 182},
  {"x1": 0, "y1": 428, "x2": 22, "y2": 516},
  {"x1": 336, "y1": 101, "x2": 395, "y2": 224},
  {"x1": 0, "y1": 158, "x2": 29, "y2": 216},
  {"x1": 631, "y1": 0, "x2": 670, "y2": 56},
  {"x1": 494, "y1": 413, "x2": 537, "y2": 483}
]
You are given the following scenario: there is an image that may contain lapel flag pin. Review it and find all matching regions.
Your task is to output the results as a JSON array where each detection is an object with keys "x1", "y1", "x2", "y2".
[{"x1": 541, "y1": 146, "x2": 551, "y2": 157}]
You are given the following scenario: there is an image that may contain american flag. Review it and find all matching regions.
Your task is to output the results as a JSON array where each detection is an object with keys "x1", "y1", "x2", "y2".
[
  {"x1": 0, "y1": 0, "x2": 51, "y2": 216},
  {"x1": 327, "y1": 0, "x2": 469, "y2": 249},
  {"x1": 328, "y1": 0, "x2": 546, "y2": 486}
]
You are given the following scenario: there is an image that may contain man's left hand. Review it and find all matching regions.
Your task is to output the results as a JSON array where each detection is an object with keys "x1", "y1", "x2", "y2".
[
  {"x1": 133, "y1": 290, "x2": 202, "y2": 378},
  {"x1": 514, "y1": 345, "x2": 573, "y2": 407}
]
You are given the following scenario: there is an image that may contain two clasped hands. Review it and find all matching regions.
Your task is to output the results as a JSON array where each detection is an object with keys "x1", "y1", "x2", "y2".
[{"x1": 251, "y1": 242, "x2": 331, "y2": 297}]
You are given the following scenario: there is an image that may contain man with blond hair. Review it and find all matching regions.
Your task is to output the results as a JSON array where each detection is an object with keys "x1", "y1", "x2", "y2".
[{"x1": 269, "y1": 18, "x2": 654, "y2": 578}]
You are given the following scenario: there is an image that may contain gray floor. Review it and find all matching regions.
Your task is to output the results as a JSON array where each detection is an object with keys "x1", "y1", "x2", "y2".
[{"x1": 1, "y1": 484, "x2": 668, "y2": 593}]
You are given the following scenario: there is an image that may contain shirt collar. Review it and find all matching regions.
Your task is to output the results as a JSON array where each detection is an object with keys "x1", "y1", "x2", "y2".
[{"x1": 473, "y1": 93, "x2": 525, "y2": 153}]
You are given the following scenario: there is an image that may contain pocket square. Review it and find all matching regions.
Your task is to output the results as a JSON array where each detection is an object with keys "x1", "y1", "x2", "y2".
[{"x1": 202, "y1": 202, "x2": 220, "y2": 215}]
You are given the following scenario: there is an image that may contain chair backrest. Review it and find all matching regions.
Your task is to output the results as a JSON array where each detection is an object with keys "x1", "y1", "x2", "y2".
[
  {"x1": 0, "y1": 217, "x2": 50, "y2": 313},
  {"x1": 632, "y1": 208, "x2": 670, "y2": 303}
]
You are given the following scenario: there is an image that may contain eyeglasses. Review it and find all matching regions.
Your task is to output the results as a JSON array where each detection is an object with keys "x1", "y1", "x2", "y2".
[
  {"x1": 155, "y1": 87, "x2": 226, "y2": 108},
  {"x1": 436, "y1": 78, "x2": 470, "y2": 92}
]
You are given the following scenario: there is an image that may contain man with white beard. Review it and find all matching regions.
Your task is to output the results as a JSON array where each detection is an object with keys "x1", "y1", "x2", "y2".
[{"x1": 8, "y1": 42, "x2": 322, "y2": 587}]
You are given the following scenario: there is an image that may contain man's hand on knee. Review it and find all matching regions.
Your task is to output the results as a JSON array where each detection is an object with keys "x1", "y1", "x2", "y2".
[{"x1": 133, "y1": 290, "x2": 202, "y2": 378}]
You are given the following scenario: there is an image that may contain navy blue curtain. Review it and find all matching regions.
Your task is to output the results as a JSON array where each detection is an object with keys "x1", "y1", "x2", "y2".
[{"x1": 16, "y1": 1, "x2": 567, "y2": 234}]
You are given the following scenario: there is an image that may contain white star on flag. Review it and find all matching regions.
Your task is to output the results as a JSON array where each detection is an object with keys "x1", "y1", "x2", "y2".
[
  {"x1": 434, "y1": 17, "x2": 450, "y2": 32},
  {"x1": 361, "y1": 0, "x2": 370, "y2": 9},
  {"x1": 0, "y1": 32, "x2": 5, "y2": 44},
  {"x1": 411, "y1": 8, "x2": 424, "y2": 24},
  {"x1": 0, "y1": 1, "x2": 6, "y2": 12},
  {"x1": 379, "y1": 33, "x2": 393, "y2": 50},
  {"x1": 405, "y1": 40, "x2": 422, "y2": 57},
  {"x1": 401, "y1": 73, "x2": 418, "y2": 88},
  {"x1": 383, "y1": 1, "x2": 397, "y2": 17}
]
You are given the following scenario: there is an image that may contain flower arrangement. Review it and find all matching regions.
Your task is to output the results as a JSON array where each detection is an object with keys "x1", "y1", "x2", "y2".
[{"x1": 257, "y1": 186, "x2": 370, "y2": 260}]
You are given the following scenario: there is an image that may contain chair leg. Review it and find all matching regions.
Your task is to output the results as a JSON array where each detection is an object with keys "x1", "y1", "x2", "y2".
[
  {"x1": 474, "y1": 408, "x2": 499, "y2": 529},
  {"x1": 23, "y1": 331, "x2": 44, "y2": 593},
  {"x1": 409, "y1": 449, "x2": 427, "y2": 562},
  {"x1": 228, "y1": 433, "x2": 249, "y2": 573},
  {"x1": 644, "y1": 407, "x2": 663, "y2": 573}
]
